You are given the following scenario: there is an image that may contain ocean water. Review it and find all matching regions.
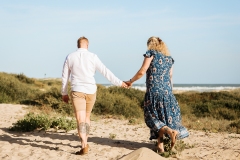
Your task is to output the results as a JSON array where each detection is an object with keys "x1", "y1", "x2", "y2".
[{"x1": 101, "y1": 84, "x2": 240, "y2": 92}]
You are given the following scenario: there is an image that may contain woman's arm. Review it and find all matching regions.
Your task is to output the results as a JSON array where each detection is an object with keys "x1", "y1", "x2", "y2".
[{"x1": 126, "y1": 56, "x2": 153, "y2": 86}]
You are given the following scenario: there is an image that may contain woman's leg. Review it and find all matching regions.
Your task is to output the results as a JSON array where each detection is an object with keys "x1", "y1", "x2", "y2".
[
  {"x1": 158, "y1": 126, "x2": 178, "y2": 150},
  {"x1": 157, "y1": 129, "x2": 164, "y2": 153}
]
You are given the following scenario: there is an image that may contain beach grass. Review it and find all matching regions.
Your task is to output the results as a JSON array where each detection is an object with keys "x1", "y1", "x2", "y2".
[
  {"x1": 9, "y1": 112, "x2": 76, "y2": 132},
  {"x1": 1, "y1": 72, "x2": 239, "y2": 135}
]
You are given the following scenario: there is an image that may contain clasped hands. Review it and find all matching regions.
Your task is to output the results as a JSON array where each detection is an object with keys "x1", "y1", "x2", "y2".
[{"x1": 121, "y1": 80, "x2": 132, "y2": 89}]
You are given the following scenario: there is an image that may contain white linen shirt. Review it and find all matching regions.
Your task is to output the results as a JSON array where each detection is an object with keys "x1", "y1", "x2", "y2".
[{"x1": 61, "y1": 48, "x2": 122, "y2": 95}]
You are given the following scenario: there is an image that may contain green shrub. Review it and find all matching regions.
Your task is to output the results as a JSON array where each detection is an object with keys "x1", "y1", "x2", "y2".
[
  {"x1": 9, "y1": 113, "x2": 76, "y2": 132},
  {"x1": 230, "y1": 120, "x2": 240, "y2": 128},
  {"x1": 9, "y1": 113, "x2": 52, "y2": 132},
  {"x1": 175, "y1": 91, "x2": 240, "y2": 121},
  {"x1": 108, "y1": 86, "x2": 145, "y2": 106},
  {"x1": 51, "y1": 117, "x2": 77, "y2": 132},
  {"x1": 192, "y1": 102, "x2": 212, "y2": 117},
  {"x1": 0, "y1": 72, "x2": 39, "y2": 103},
  {"x1": 228, "y1": 120, "x2": 240, "y2": 134},
  {"x1": 217, "y1": 108, "x2": 238, "y2": 120},
  {"x1": 177, "y1": 103, "x2": 191, "y2": 116},
  {"x1": 22, "y1": 87, "x2": 74, "y2": 115},
  {"x1": 15, "y1": 73, "x2": 35, "y2": 84},
  {"x1": 94, "y1": 85, "x2": 144, "y2": 119}
]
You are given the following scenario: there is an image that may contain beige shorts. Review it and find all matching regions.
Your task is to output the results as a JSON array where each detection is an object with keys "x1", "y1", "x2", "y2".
[{"x1": 71, "y1": 91, "x2": 96, "y2": 113}]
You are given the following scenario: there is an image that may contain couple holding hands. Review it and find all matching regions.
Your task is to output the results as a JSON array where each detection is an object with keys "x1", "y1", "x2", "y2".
[{"x1": 61, "y1": 36, "x2": 189, "y2": 155}]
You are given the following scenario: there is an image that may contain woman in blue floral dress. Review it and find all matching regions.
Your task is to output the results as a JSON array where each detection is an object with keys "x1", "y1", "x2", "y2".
[{"x1": 125, "y1": 36, "x2": 189, "y2": 152}]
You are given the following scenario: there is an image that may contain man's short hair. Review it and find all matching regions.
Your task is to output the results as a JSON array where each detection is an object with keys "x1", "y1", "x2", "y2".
[{"x1": 77, "y1": 36, "x2": 89, "y2": 48}]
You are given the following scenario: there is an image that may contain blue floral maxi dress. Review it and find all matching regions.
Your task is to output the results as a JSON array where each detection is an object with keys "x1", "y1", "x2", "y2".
[{"x1": 143, "y1": 50, "x2": 189, "y2": 140}]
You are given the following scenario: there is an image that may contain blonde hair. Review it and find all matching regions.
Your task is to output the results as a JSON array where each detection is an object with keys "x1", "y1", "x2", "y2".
[
  {"x1": 147, "y1": 36, "x2": 170, "y2": 56},
  {"x1": 77, "y1": 36, "x2": 89, "y2": 48}
]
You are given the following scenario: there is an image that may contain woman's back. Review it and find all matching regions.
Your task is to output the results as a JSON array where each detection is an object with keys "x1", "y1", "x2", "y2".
[{"x1": 145, "y1": 50, "x2": 174, "y2": 94}]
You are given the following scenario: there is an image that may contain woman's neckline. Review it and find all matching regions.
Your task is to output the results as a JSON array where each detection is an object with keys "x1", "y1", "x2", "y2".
[{"x1": 151, "y1": 50, "x2": 171, "y2": 57}]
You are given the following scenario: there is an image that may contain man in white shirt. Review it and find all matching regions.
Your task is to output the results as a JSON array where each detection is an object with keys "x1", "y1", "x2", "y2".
[{"x1": 61, "y1": 36, "x2": 127, "y2": 155}]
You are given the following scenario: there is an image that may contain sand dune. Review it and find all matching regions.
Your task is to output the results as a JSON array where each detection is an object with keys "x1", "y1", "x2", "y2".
[{"x1": 0, "y1": 104, "x2": 239, "y2": 160}]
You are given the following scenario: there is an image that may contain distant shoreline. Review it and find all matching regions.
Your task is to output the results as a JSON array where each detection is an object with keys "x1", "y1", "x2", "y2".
[
  {"x1": 38, "y1": 78, "x2": 240, "y2": 92},
  {"x1": 100, "y1": 83, "x2": 240, "y2": 93}
]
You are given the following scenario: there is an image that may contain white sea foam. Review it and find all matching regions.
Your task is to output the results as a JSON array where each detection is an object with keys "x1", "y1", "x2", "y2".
[
  {"x1": 173, "y1": 86, "x2": 239, "y2": 92},
  {"x1": 103, "y1": 84, "x2": 240, "y2": 92},
  {"x1": 132, "y1": 85, "x2": 240, "y2": 92}
]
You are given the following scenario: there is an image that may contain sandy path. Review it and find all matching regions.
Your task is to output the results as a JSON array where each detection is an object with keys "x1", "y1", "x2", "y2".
[{"x1": 0, "y1": 104, "x2": 239, "y2": 160}]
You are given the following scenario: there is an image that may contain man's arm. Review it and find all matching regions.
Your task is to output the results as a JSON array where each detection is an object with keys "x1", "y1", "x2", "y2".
[{"x1": 61, "y1": 57, "x2": 71, "y2": 103}]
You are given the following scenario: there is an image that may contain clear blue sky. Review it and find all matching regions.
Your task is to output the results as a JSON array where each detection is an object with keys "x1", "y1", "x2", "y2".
[{"x1": 0, "y1": 1, "x2": 240, "y2": 84}]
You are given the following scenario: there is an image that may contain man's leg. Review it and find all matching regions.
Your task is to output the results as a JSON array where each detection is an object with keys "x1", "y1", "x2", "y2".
[
  {"x1": 75, "y1": 110, "x2": 88, "y2": 149},
  {"x1": 85, "y1": 92, "x2": 96, "y2": 142},
  {"x1": 72, "y1": 92, "x2": 96, "y2": 155},
  {"x1": 85, "y1": 112, "x2": 91, "y2": 141},
  {"x1": 71, "y1": 92, "x2": 88, "y2": 150}
]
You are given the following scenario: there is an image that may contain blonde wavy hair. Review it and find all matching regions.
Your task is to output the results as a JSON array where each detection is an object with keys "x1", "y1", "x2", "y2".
[{"x1": 147, "y1": 36, "x2": 170, "y2": 56}]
